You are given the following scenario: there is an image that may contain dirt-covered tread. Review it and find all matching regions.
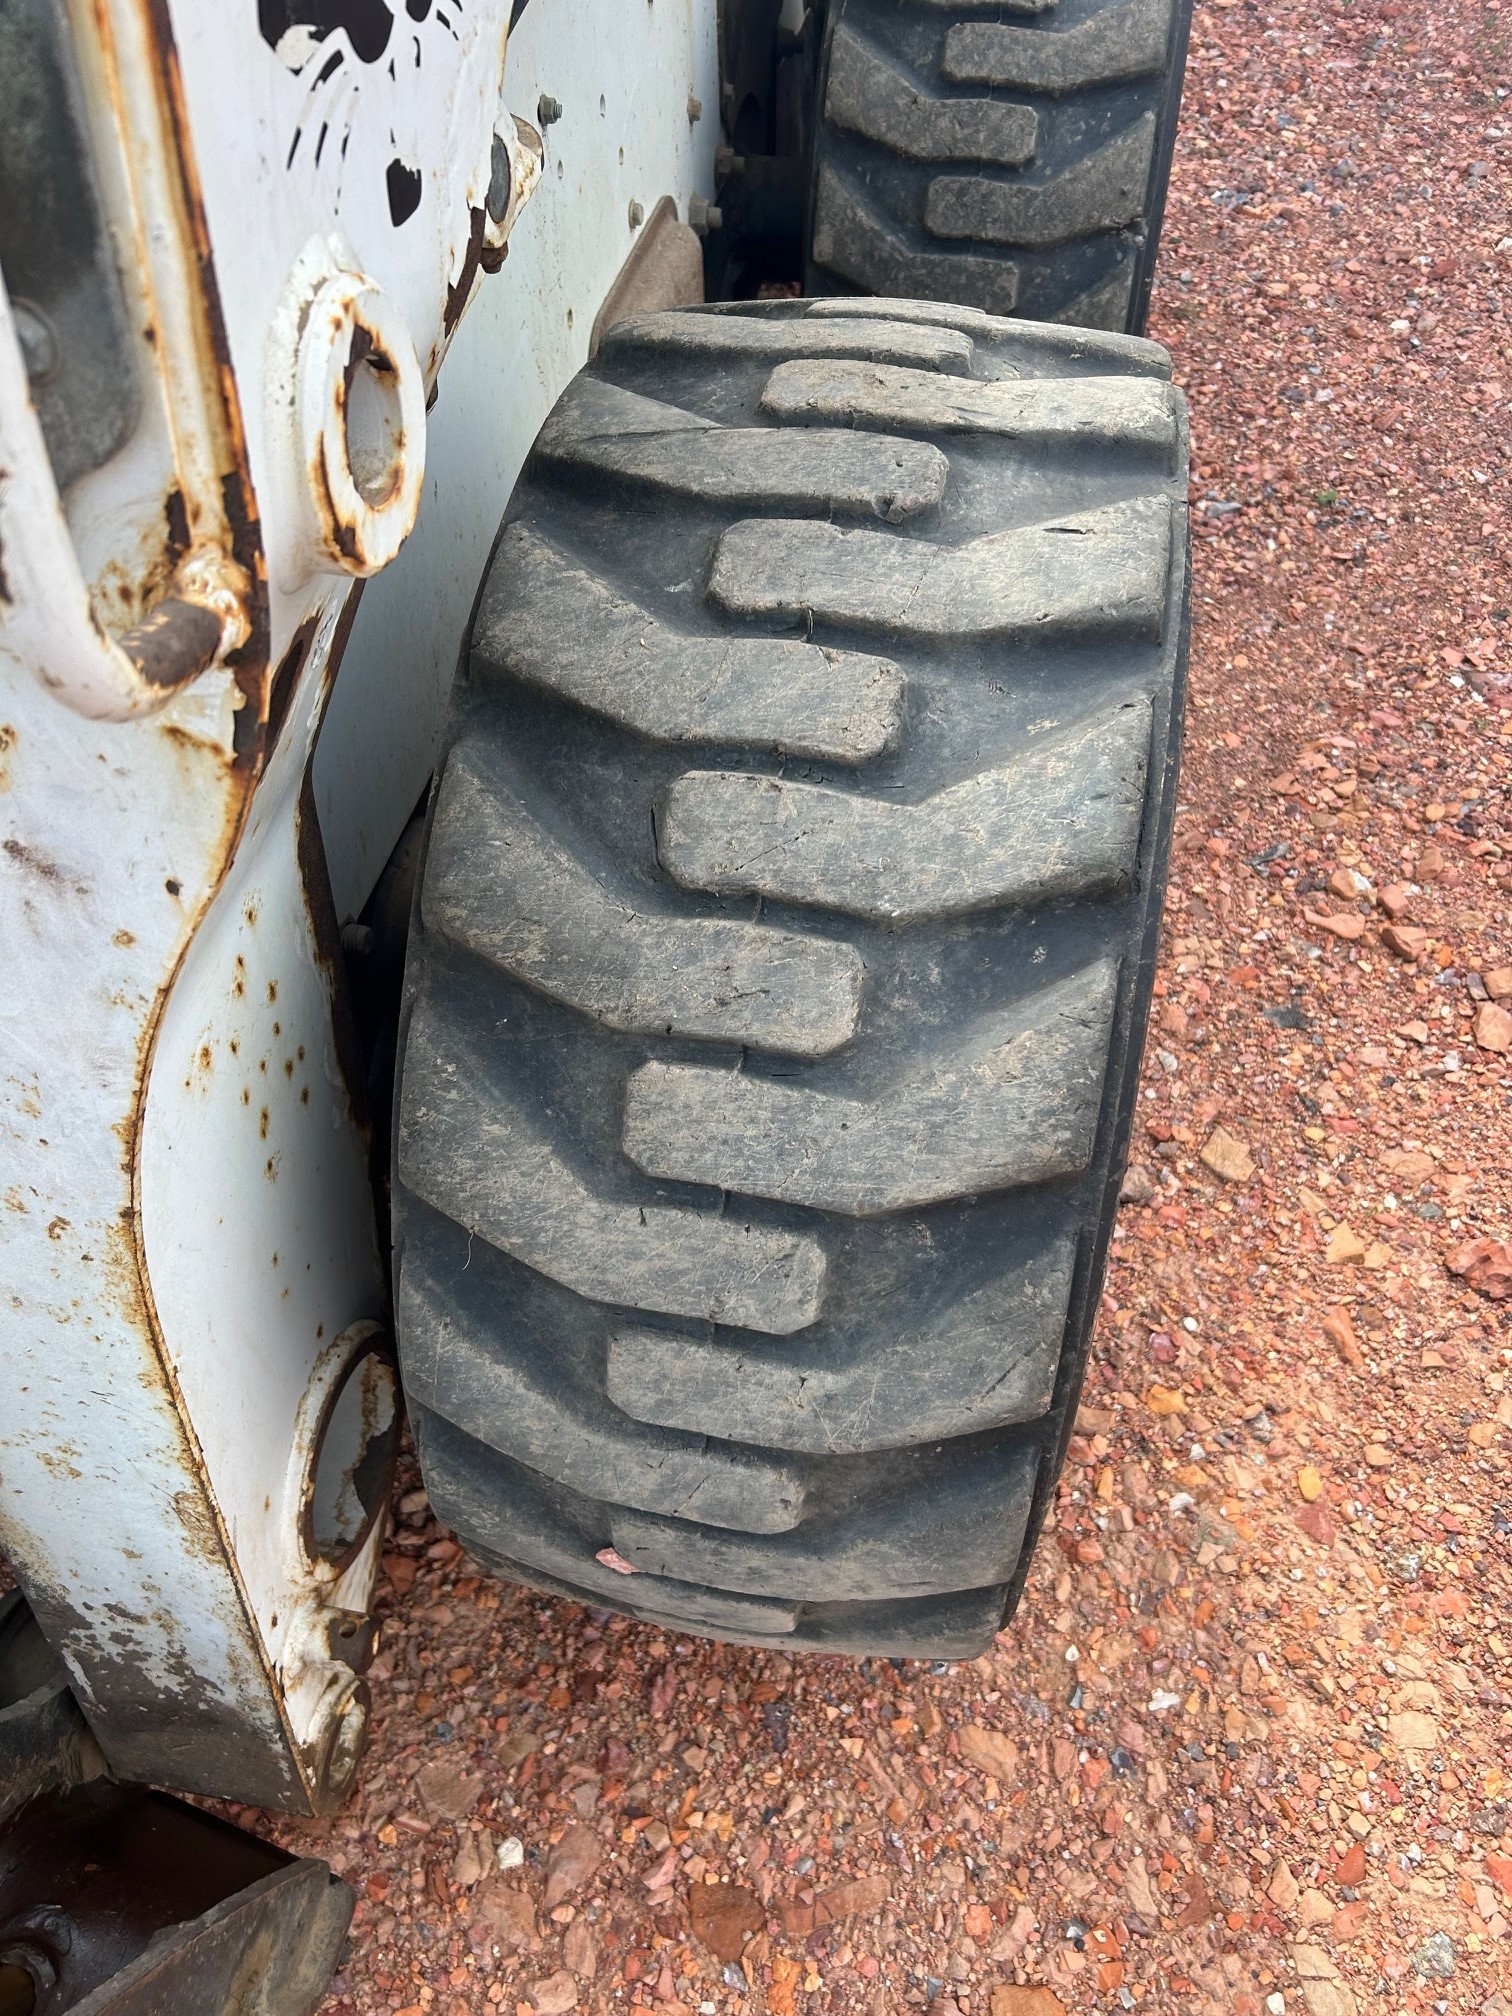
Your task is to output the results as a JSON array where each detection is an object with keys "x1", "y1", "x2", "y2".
[
  {"x1": 622, "y1": 961, "x2": 1117, "y2": 1215},
  {"x1": 474, "y1": 525, "x2": 905, "y2": 762},
  {"x1": 598, "y1": 311, "x2": 975, "y2": 370},
  {"x1": 607, "y1": 1438, "x2": 1039, "y2": 1603},
  {"x1": 394, "y1": 299, "x2": 1189, "y2": 1659},
  {"x1": 943, "y1": 0, "x2": 1173, "y2": 92},
  {"x1": 657, "y1": 694, "x2": 1151, "y2": 920},
  {"x1": 425, "y1": 741, "x2": 864, "y2": 1055},
  {"x1": 761, "y1": 361, "x2": 1180, "y2": 460},
  {"x1": 807, "y1": 0, "x2": 1193, "y2": 332},
  {"x1": 707, "y1": 496, "x2": 1173, "y2": 639},
  {"x1": 810, "y1": 164, "x2": 1023, "y2": 318},
  {"x1": 605, "y1": 1235, "x2": 1075, "y2": 1454},
  {"x1": 826, "y1": 22, "x2": 1038, "y2": 165},
  {"x1": 399, "y1": 1247, "x2": 808, "y2": 1533},
  {"x1": 413, "y1": 1408, "x2": 1017, "y2": 1656},
  {"x1": 399, "y1": 995, "x2": 826, "y2": 1333},
  {"x1": 535, "y1": 374, "x2": 949, "y2": 519},
  {"x1": 923, "y1": 115, "x2": 1156, "y2": 251}
]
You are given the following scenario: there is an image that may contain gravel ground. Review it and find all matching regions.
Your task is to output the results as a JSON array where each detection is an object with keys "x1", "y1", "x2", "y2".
[{"x1": 14, "y1": 2, "x2": 1512, "y2": 2013}]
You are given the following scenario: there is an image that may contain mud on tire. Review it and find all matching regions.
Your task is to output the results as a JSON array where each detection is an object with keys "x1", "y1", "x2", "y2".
[
  {"x1": 394, "y1": 298, "x2": 1189, "y2": 1659},
  {"x1": 807, "y1": 0, "x2": 1194, "y2": 333}
]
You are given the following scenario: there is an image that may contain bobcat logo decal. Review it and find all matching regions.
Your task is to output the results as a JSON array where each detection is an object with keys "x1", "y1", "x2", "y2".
[{"x1": 259, "y1": 0, "x2": 464, "y2": 225}]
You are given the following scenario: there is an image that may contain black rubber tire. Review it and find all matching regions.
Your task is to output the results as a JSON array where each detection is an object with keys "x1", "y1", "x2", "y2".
[
  {"x1": 394, "y1": 298, "x2": 1189, "y2": 1659},
  {"x1": 805, "y1": 0, "x2": 1194, "y2": 334}
]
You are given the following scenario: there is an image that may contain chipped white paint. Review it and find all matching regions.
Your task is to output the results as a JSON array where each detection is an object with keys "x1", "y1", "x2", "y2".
[{"x1": 0, "y1": 0, "x2": 715, "y2": 1806}]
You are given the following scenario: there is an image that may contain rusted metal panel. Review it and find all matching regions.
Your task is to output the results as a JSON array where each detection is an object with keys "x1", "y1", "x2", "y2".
[{"x1": 0, "y1": 0, "x2": 540, "y2": 1809}]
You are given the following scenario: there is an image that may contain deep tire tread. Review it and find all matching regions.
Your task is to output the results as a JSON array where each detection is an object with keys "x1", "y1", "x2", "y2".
[
  {"x1": 395, "y1": 301, "x2": 1189, "y2": 1658},
  {"x1": 806, "y1": 0, "x2": 1194, "y2": 334}
]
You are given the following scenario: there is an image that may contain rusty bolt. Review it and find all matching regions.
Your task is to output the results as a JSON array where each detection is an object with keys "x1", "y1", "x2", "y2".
[
  {"x1": 688, "y1": 196, "x2": 723, "y2": 238},
  {"x1": 537, "y1": 93, "x2": 563, "y2": 127},
  {"x1": 628, "y1": 199, "x2": 645, "y2": 230},
  {"x1": 687, "y1": 92, "x2": 703, "y2": 122}
]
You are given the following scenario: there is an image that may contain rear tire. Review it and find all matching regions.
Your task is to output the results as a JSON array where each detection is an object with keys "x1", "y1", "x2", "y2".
[
  {"x1": 394, "y1": 299, "x2": 1189, "y2": 1658},
  {"x1": 805, "y1": 0, "x2": 1194, "y2": 333}
]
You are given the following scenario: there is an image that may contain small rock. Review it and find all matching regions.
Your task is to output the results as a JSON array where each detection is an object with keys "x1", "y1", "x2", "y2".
[
  {"x1": 1387, "y1": 1710, "x2": 1440, "y2": 1749},
  {"x1": 543, "y1": 1823, "x2": 602, "y2": 1908},
  {"x1": 1380, "y1": 1148, "x2": 1435, "y2": 1185},
  {"x1": 1325, "y1": 1225, "x2": 1367, "y2": 1265},
  {"x1": 1397, "y1": 1018, "x2": 1430, "y2": 1043},
  {"x1": 1335, "y1": 1842, "x2": 1367, "y2": 1886},
  {"x1": 1356, "y1": 1044, "x2": 1390, "y2": 1068},
  {"x1": 689, "y1": 1881, "x2": 765, "y2": 1963},
  {"x1": 471, "y1": 1882, "x2": 539, "y2": 1953},
  {"x1": 1485, "y1": 966, "x2": 1512, "y2": 1001},
  {"x1": 594, "y1": 1545, "x2": 639, "y2": 1575},
  {"x1": 1296, "y1": 1465, "x2": 1324, "y2": 1503},
  {"x1": 496, "y1": 1835, "x2": 525, "y2": 1871},
  {"x1": 1298, "y1": 1888, "x2": 1333, "y2": 1926},
  {"x1": 530, "y1": 1969, "x2": 580, "y2": 2015},
  {"x1": 989, "y1": 1991, "x2": 1066, "y2": 2016},
  {"x1": 1382, "y1": 923, "x2": 1428, "y2": 961},
  {"x1": 414, "y1": 1762, "x2": 483, "y2": 1822},
  {"x1": 1304, "y1": 907, "x2": 1367, "y2": 941},
  {"x1": 562, "y1": 1917, "x2": 598, "y2": 1980},
  {"x1": 1411, "y1": 1931, "x2": 1456, "y2": 1980},
  {"x1": 1328, "y1": 867, "x2": 1367, "y2": 900},
  {"x1": 959, "y1": 1724, "x2": 1020, "y2": 1780},
  {"x1": 1474, "y1": 1001, "x2": 1512, "y2": 1053},
  {"x1": 1201, "y1": 1125, "x2": 1255, "y2": 1183},
  {"x1": 1448, "y1": 1238, "x2": 1512, "y2": 1299},
  {"x1": 1377, "y1": 883, "x2": 1412, "y2": 919},
  {"x1": 1363, "y1": 1443, "x2": 1392, "y2": 1468},
  {"x1": 451, "y1": 1833, "x2": 489, "y2": 1889},
  {"x1": 1322, "y1": 1306, "x2": 1364, "y2": 1368},
  {"x1": 1416, "y1": 844, "x2": 1445, "y2": 882},
  {"x1": 1120, "y1": 1163, "x2": 1157, "y2": 1206},
  {"x1": 1159, "y1": 1001, "x2": 1190, "y2": 1039},
  {"x1": 1292, "y1": 1942, "x2": 1358, "y2": 2016},
  {"x1": 1268, "y1": 1859, "x2": 1300, "y2": 1913}
]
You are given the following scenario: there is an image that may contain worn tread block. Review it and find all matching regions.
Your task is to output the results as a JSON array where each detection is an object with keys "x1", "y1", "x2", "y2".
[
  {"x1": 411, "y1": 1409, "x2": 803, "y2": 1634},
  {"x1": 400, "y1": 993, "x2": 826, "y2": 1333},
  {"x1": 810, "y1": 164, "x2": 1021, "y2": 315},
  {"x1": 826, "y1": 23, "x2": 1037, "y2": 166},
  {"x1": 606, "y1": 1235, "x2": 1074, "y2": 1453},
  {"x1": 610, "y1": 1439, "x2": 1039, "y2": 1602},
  {"x1": 925, "y1": 116, "x2": 1157, "y2": 251},
  {"x1": 475, "y1": 525, "x2": 905, "y2": 763},
  {"x1": 536, "y1": 374, "x2": 949, "y2": 519},
  {"x1": 598, "y1": 308, "x2": 976, "y2": 372},
  {"x1": 623, "y1": 961, "x2": 1118, "y2": 1216},
  {"x1": 944, "y1": 0, "x2": 1173, "y2": 93},
  {"x1": 761, "y1": 360, "x2": 1178, "y2": 462},
  {"x1": 659, "y1": 696, "x2": 1150, "y2": 922},
  {"x1": 708, "y1": 496, "x2": 1173, "y2": 642},
  {"x1": 797, "y1": 297, "x2": 1172, "y2": 379},
  {"x1": 426, "y1": 741, "x2": 863, "y2": 1056},
  {"x1": 399, "y1": 1251, "x2": 809, "y2": 1533}
]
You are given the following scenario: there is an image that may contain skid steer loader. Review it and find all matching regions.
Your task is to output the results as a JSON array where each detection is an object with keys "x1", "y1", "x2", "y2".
[{"x1": 0, "y1": 0, "x2": 1191, "y2": 2003}]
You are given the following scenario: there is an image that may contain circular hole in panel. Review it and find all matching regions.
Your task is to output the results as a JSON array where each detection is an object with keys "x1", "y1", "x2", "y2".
[{"x1": 343, "y1": 332, "x2": 405, "y2": 510}]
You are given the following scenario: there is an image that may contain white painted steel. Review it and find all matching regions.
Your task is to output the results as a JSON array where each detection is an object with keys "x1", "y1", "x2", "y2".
[
  {"x1": 0, "y1": 0, "x2": 713, "y2": 1808},
  {"x1": 317, "y1": 0, "x2": 721, "y2": 919}
]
